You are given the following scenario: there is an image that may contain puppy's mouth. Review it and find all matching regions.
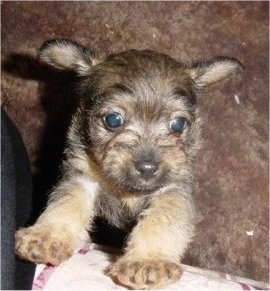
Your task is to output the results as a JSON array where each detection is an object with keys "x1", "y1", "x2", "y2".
[
  {"x1": 122, "y1": 180, "x2": 164, "y2": 193},
  {"x1": 112, "y1": 163, "x2": 168, "y2": 193}
]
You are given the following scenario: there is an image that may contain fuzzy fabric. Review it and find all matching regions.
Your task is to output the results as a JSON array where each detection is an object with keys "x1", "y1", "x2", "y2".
[
  {"x1": 32, "y1": 243, "x2": 269, "y2": 290},
  {"x1": 1, "y1": 1, "x2": 269, "y2": 282}
]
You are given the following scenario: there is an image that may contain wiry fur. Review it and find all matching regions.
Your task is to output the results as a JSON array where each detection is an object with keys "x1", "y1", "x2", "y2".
[{"x1": 15, "y1": 39, "x2": 243, "y2": 289}]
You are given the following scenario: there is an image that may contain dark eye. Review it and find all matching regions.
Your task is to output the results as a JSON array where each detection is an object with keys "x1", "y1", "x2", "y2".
[
  {"x1": 170, "y1": 117, "x2": 187, "y2": 133},
  {"x1": 103, "y1": 112, "x2": 124, "y2": 130}
]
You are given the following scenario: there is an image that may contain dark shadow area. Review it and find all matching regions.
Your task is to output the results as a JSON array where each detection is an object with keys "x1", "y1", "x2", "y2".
[
  {"x1": 3, "y1": 54, "x2": 80, "y2": 222},
  {"x1": 92, "y1": 218, "x2": 128, "y2": 249}
]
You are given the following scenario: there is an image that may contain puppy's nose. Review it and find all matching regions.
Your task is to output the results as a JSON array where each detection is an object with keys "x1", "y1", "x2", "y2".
[{"x1": 135, "y1": 161, "x2": 159, "y2": 179}]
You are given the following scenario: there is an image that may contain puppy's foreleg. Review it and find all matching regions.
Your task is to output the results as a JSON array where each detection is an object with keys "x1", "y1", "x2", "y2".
[
  {"x1": 15, "y1": 176, "x2": 98, "y2": 265},
  {"x1": 109, "y1": 188, "x2": 195, "y2": 289}
]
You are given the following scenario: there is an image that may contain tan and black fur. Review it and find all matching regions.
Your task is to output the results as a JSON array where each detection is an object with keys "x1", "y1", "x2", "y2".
[{"x1": 15, "y1": 39, "x2": 243, "y2": 289}]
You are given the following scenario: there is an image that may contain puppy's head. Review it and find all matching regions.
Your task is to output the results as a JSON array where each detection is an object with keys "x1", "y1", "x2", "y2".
[{"x1": 40, "y1": 39, "x2": 243, "y2": 193}]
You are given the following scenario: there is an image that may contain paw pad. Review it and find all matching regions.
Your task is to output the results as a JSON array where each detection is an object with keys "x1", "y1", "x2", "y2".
[
  {"x1": 109, "y1": 259, "x2": 182, "y2": 289},
  {"x1": 15, "y1": 225, "x2": 74, "y2": 265}
]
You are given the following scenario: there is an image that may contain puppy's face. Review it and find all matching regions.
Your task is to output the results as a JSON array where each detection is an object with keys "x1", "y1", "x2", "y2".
[
  {"x1": 82, "y1": 51, "x2": 199, "y2": 192},
  {"x1": 39, "y1": 40, "x2": 243, "y2": 193}
]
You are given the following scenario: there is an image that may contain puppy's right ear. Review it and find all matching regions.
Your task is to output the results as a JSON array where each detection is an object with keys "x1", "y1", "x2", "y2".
[{"x1": 39, "y1": 39, "x2": 104, "y2": 76}]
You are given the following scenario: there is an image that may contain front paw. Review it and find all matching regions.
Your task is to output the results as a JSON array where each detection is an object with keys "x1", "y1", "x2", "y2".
[
  {"x1": 108, "y1": 258, "x2": 182, "y2": 289},
  {"x1": 15, "y1": 224, "x2": 75, "y2": 265}
]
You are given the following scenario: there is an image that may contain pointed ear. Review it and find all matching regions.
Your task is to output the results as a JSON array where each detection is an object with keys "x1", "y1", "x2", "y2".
[
  {"x1": 188, "y1": 56, "x2": 244, "y2": 88},
  {"x1": 39, "y1": 38, "x2": 104, "y2": 76}
]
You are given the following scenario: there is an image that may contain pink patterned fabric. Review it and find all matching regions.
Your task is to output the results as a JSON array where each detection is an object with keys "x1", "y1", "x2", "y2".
[{"x1": 32, "y1": 243, "x2": 269, "y2": 291}]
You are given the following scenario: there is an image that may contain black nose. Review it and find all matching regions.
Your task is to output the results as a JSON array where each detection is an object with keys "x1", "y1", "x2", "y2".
[{"x1": 135, "y1": 160, "x2": 159, "y2": 179}]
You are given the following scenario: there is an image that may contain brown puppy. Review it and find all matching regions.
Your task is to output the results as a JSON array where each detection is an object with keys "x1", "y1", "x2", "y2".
[{"x1": 15, "y1": 39, "x2": 243, "y2": 289}]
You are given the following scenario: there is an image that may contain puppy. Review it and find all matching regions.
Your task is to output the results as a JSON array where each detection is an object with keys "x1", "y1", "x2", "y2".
[{"x1": 15, "y1": 39, "x2": 243, "y2": 289}]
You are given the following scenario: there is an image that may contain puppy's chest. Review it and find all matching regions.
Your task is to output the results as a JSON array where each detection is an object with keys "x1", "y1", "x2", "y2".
[{"x1": 96, "y1": 190, "x2": 150, "y2": 230}]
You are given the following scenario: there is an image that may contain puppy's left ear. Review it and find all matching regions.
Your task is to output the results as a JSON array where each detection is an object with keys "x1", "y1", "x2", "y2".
[
  {"x1": 39, "y1": 38, "x2": 104, "y2": 76},
  {"x1": 188, "y1": 56, "x2": 244, "y2": 88}
]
